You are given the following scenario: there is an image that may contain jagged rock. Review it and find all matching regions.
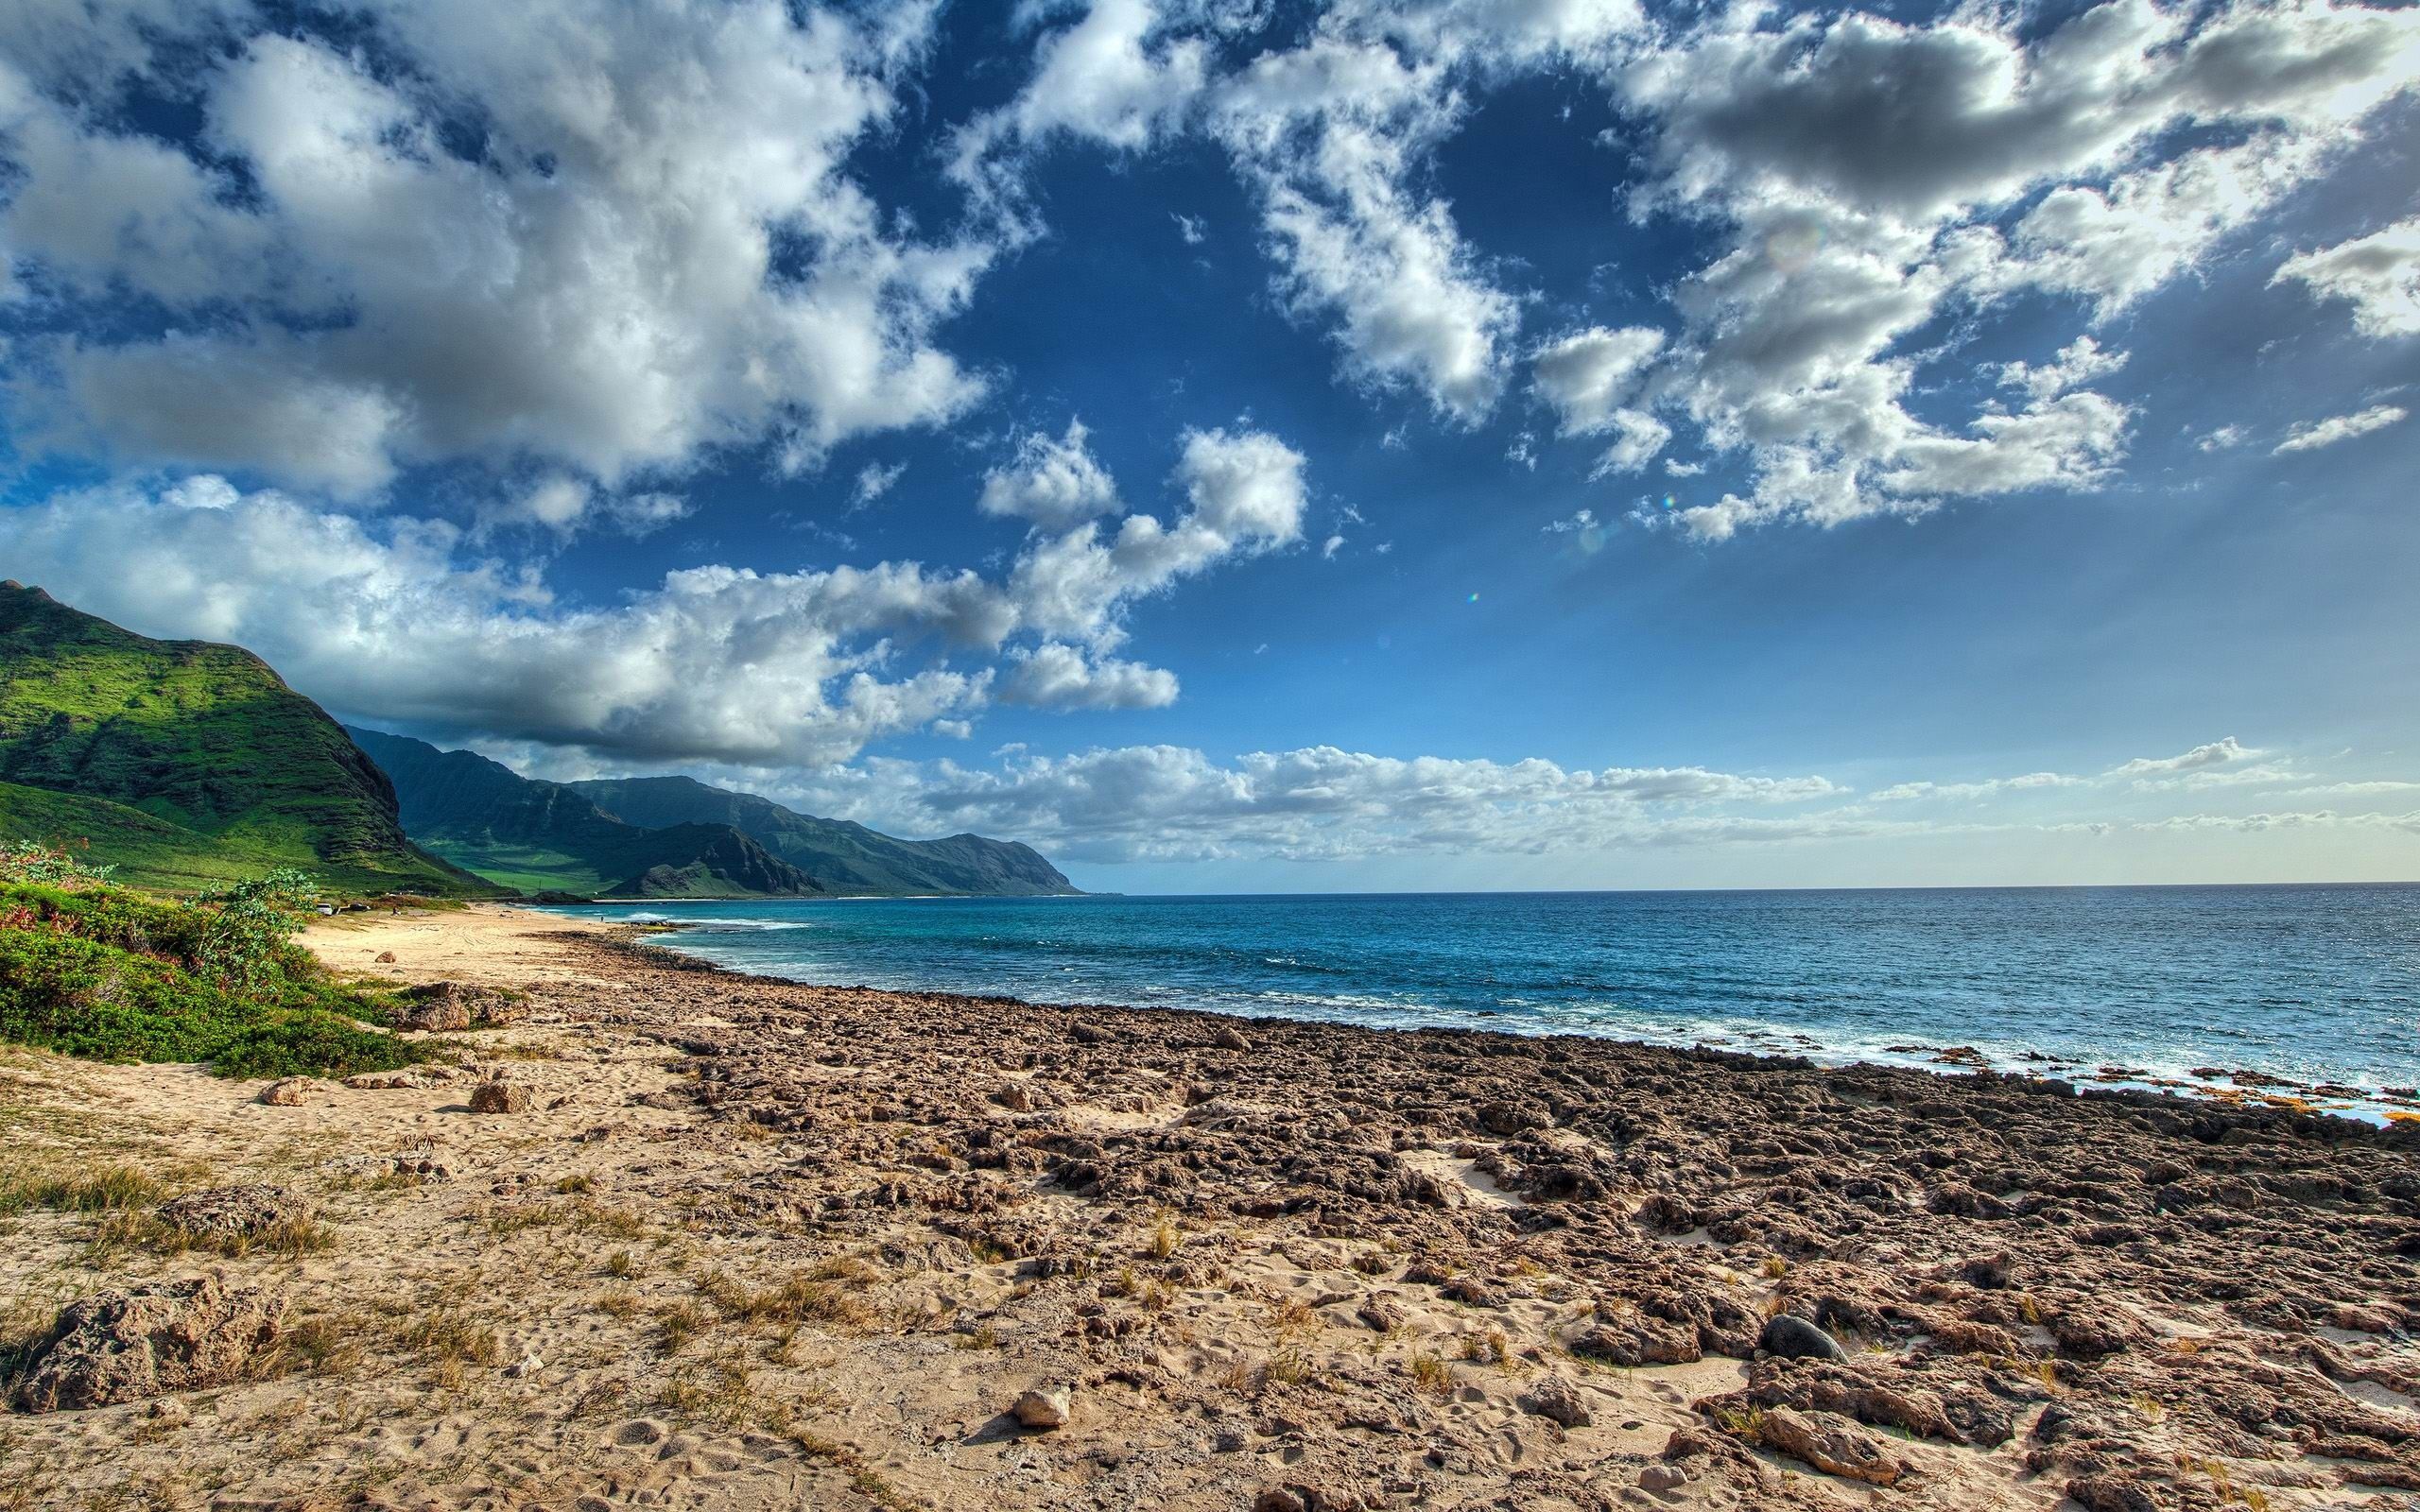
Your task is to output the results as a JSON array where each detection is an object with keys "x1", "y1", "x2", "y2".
[
  {"x1": 1357, "y1": 1297, "x2": 1404, "y2": 1332},
  {"x1": 1754, "y1": 1405, "x2": 1905, "y2": 1486},
  {"x1": 1760, "y1": 1313, "x2": 1847, "y2": 1361},
  {"x1": 154, "y1": 1185, "x2": 312, "y2": 1245},
  {"x1": 469, "y1": 1080, "x2": 534, "y2": 1114},
  {"x1": 1574, "y1": 1313, "x2": 1701, "y2": 1366},
  {"x1": 374, "y1": 950, "x2": 398, "y2": 963},
  {"x1": 2066, "y1": 1474, "x2": 2163, "y2": 1512},
  {"x1": 1519, "y1": 1373, "x2": 1592, "y2": 1428},
  {"x1": 15, "y1": 1278, "x2": 285, "y2": 1412},
  {"x1": 257, "y1": 1077, "x2": 316, "y2": 1107},
  {"x1": 1011, "y1": 1387, "x2": 1071, "y2": 1429},
  {"x1": 1212, "y1": 1026, "x2": 1252, "y2": 1051},
  {"x1": 992, "y1": 1081, "x2": 1035, "y2": 1112}
]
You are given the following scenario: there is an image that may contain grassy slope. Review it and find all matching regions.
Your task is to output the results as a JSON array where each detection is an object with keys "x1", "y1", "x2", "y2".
[{"x1": 0, "y1": 585, "x2": 487, "y2": 896}]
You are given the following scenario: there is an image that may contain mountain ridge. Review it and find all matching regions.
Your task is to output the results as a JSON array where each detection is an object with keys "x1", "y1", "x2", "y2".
[
  {"x1": 0, "y1": 582, "x2": 486, "y2": 894},
  {"x1": 350, "y1": 735, "x2": 1079, "y2": 899},
  {"x1": 569, "y1": 774, "x2": 1080, "y2": 897},
  {"x1": 342, "y1": 728, "x2": 820, "y2": 900}
]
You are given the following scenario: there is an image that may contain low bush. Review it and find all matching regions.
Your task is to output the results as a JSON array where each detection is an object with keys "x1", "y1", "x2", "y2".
[{"x1": 0, "y1": 846, "x2": 418, "y2": 1078}]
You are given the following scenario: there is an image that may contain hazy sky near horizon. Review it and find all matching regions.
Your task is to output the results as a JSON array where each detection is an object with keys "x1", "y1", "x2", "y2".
[{"x1": 1, "y1": 0, "x2": 2416, "y2": 892}]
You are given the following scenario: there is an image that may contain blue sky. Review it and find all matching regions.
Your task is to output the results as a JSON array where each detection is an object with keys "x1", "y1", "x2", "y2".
[{"x1": 1, "y1": 0, "x2": 2416, "y2": 890}]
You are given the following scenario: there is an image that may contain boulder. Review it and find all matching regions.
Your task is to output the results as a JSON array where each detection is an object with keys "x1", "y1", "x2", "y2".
[
  {"x1": 154, "y1": 1185, "x2": 312, "y2": 1245},
  {"x1": 256, "y1": 1077, "x2": 316, "y2": 1107},
  {"x1": 469, "y1": 1080, "x2": 534, "y2": 1114},
  {"x1": 1011, "y1": 1387, "x2": 1071, "y2": 1429},
  {"x1": 1638, "y1": 1464, "x2": 1690, "y2": 1494},
  {"x1": 374, "y1": 951, "x2": 398, "y2": 963},
  {"x1": 1518, "y1": 1373, "x2": 1592, "y2": 1428},
  {"x1": 1212, "y1": 1026, "x2": 1252, "y2": 1051},
  {"x1": 15, "y1": 1278, "x2": 286, "y2": 1412},
  {"x1": 1760, "y1": 1313, "x2": 1847, "y2": 1361}
]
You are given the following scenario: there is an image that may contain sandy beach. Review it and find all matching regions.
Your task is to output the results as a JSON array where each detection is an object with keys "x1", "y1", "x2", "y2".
[{"x1": 4, "y1": 903, "x2": 2418, "y2": 1511}]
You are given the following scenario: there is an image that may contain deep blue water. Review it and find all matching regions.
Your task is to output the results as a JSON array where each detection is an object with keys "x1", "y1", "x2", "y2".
[{"x1": 547, "y1": 885, "x2": 2420, "y2": 1114}]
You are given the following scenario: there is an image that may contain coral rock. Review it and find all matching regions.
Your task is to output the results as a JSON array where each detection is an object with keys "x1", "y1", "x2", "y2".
[{"x1": 15, "y1": 1278, "x2": 285, "y2": 1412}]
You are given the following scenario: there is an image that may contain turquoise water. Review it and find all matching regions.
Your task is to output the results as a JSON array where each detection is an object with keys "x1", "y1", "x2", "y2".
[{"x1": 548, "y1": 885, "x2": 2420, "y2": 1112}]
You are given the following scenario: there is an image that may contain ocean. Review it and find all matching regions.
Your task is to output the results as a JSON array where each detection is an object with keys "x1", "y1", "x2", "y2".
[{"x1": 546, "y1": 884, "x2": 2420, "y2": 1118}]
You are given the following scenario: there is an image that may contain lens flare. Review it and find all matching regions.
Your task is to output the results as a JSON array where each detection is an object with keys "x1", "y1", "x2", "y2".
[{"x1": 1467, "y1": 593, "x2": 1480, "y2": 604}]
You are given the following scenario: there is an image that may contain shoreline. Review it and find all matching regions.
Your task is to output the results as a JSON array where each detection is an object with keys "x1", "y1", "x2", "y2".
[
  {"x1": 573, "y1": 902, "x2": 2420, "y2": 1128},
  {"x1": 4, "y1": 902, "x2": 2417, "y2": 1511}
]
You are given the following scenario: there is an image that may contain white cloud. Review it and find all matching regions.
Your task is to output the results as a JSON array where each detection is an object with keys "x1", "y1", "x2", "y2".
[
  {"x1": 2273, "y1": 404, "x2": 2409, "y2": 454},
  {"x1": 2107, "y1": 737, "x2": 2260, "y2": 779},
  {"x1": 2197, "y1": 424, "x2": 2246, "y2": 453},
  {"x1": 1531, "y1": 326, "x2": 1668, "y2": 436},
  {"x1": 1870, "y1": 772, "x2": 2083, "y2": 803},
  {"x1": 2274, "y1": 217, "x2": 2420, "y2": 337},
  {"x1": 1603, "y1": 0, "x2": 2420, "y2": 537},
  {"x1": 854, "y1": 461, "x2": 908, "y2": 505},
  {"x1": 978, "y1": 419, "x2": 1124, "y2": 530},
  {"x1": 0, "y1": 1, "x2": 991, "y2": 492},
  {"x1": 483, "y1": 475, "x2": 692, "y2": 540},
  {"x1": 785, "y1": 743, "x2": 1846, "y2": 863},
  {"x1": 955, "y1": 0, "x2": 1206, "y2": 172},
  {"x1": 1000, "y1": 643, "x2": 1180, "y2": 710},
  {"x1": 0, "y1": 436, "x2": 1308, "y2": 761}
]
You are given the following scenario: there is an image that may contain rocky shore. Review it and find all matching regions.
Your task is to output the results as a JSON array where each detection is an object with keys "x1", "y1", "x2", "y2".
[{"x1": 3, "y1": 904, "x2": 2417, "y2": 1511}]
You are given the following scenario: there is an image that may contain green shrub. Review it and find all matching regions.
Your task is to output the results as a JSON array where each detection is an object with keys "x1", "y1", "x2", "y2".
[{"x1": 0, "y1": 869, "x2": 419, "y2": 1078}]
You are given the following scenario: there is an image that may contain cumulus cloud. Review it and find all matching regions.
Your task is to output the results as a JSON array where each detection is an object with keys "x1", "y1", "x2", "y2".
[
  {"x1": 1000, "y1": 643, "x2": 1180, "y2": 710},
  {"x1": 952, "y1": 0, "x2": 1207, "y2": 180},
  {"x1": 0, "y1": 1, "x2": 991, "y2": 491},
  {"x1": 978, "y1": 420, "x2": 1124, "y2": 530},
  {"x1": 1531, "y1": 327, "x2": 1668, "y2": 436},
  {"x1": 1605, "y1": 0, "x2": 2420, "y2": 537},
  {"x1": 2273, "y1": 404, "x2": 2409, "y2": 454},
  {"x1": 2274, "y1": 217, "x2": 2420, "y2": 337},
  {"x1": 0, "y1": 436, "x2": 1307, "y2": 761},
  {"x1": 783, "y1": 744, "x2": 1847, "y2": 863}
]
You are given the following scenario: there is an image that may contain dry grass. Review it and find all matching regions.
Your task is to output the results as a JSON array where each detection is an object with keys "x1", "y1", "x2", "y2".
[
  {"x1": 94, "y1": 1210, "x2": 336, "y2": 1260},
  {"x1": 0, "y1": 1161, "x2": 173, "y2": 1216},
  {"x1": 1407, "y1": 1351, "x2": 1454, "y2": 1399}
]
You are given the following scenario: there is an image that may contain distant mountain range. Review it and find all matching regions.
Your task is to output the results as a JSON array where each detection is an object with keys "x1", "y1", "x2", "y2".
[
  {"x1": 0, "y1": 581, "x2": 479, "y2": 894},
  {"x1": 0, "y1": 582, "x2": 1077, "y2": 900},
  {"x1": 349, "y1": 729, "x2": 1078, "y2": 899}
]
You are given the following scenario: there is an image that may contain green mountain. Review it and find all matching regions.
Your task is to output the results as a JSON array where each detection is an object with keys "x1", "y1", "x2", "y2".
[
  {"x1": 0, "y1": 583, "x2": 485, "y2": 895},
  {"x1": 344, "y1": 728, "x2": 820, "y2": 899},
  {"x1": 569, "y1": 775, "x2": 1079, "y2": 897}
]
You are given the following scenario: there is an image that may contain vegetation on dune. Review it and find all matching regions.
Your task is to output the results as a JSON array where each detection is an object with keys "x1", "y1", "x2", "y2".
[
  {"x1": 0, "y1": 582, "x2": 489, "y2": 895},
  {"x1": 0, "y1": 841, "x2": 421, "y2": 1079}
]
